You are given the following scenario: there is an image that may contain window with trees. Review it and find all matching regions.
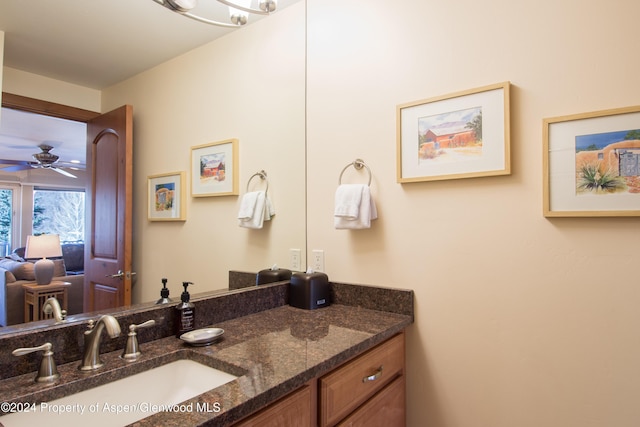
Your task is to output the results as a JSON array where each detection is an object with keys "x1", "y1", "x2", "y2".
[
  {"x1": 0, "y1": 188, "x2": 13, "y2": 256},
  {"x1": 33, "y1": 188, "x2": 85, "y2": 243}
]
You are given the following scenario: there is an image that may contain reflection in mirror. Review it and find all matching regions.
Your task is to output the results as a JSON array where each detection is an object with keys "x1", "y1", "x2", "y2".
[{"x1": 0, "y1": 1, "x2": 306, "y2": 333}]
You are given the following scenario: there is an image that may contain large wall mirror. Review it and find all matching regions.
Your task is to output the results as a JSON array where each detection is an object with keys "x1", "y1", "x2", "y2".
[{"x1": 0, "y1": 0, "x2": 307, "y2": 331}]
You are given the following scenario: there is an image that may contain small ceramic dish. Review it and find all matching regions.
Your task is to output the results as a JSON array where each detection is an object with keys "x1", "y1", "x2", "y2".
[{"x1": 180, "y1": 328, "x2": 225, "y2": 346}]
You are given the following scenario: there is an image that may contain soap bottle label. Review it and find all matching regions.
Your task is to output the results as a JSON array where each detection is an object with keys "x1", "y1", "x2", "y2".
[{"x1": 176, "y1": 307, "x2": 195, "y2": 336}]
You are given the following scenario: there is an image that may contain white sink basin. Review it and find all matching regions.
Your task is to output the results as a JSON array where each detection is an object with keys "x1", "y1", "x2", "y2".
[{"x1": 1, "y1": 359, "x2": 237, "y2": 427}]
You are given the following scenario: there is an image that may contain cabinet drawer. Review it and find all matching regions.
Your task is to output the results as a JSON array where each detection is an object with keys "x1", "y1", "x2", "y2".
[
  {"x1": 319, "y1": 333, "x2": 405, "y2": 427},
  {"x1": 337, "y1": 375, "x2": 405, "y2": 427},
  {"x1": 234, "y1": 382, "x2": 314, "y2": 427}
]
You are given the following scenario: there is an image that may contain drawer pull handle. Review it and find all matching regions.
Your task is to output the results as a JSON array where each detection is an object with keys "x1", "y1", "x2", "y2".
[{"x1": 363, "y1": 366, "x2": 383, "y2": 383}]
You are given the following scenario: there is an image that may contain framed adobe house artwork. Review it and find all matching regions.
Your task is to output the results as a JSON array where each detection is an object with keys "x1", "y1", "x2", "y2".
[
  {"x1": 543, "y1": 105, "x2": 640, "y2": 217},
  {"x1": 148, "y1": 171, "x2": 186, "y2": 221},
  {"x1": 396, "y1": 82, "x2": 511, "y2": 183},
  {"x1": 190, "y1": 139, "x2": 239, "y2": 197}
]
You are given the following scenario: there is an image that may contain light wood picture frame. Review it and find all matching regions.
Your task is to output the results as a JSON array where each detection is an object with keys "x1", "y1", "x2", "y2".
[
  {"x1": 397, "y1": 82, "x2": 511, "y2": 183},
  {"x1": 147, "y1": 171, "x2": 186, "y2": 221},
  {"x1": 543, "y1": 105, "x2": 640, "y2": 217},
  {"x1": 190, "y1": 138, "x2": 239, "y2": 197}
]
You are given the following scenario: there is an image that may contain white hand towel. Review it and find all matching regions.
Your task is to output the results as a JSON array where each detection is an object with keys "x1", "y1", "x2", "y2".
[
  {"x1": 264, "y1": 195, "x2": 275, "y2": 221},
  {"x1": 238, "y1": 191, "x2": 260, "y2": 220},
  {"x1": 334, "y1": 185, "x2": 378, "y2": 229},
  {"x1": 334, "y1": 184, "x2": 363, "y2": 219},
  {"x1": 239, "y1": 191, "x2": 266, "y2": 229}
]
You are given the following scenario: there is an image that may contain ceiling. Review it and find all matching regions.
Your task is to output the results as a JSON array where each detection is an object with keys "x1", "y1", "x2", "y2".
[{"x1": 0, "y1": 0, "x2": 299, "y2": 172}]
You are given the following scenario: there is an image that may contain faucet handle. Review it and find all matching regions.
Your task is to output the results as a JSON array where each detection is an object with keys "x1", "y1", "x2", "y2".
[
  {"x1": 12, "y1": 342, "x2": 60, "y2": 383},
  {"x1": 121, "y1": 319, "x2": 156, "y2": 361},
  {"x1": 130, "y1": 319, "x2": 156, "y2": 332}
]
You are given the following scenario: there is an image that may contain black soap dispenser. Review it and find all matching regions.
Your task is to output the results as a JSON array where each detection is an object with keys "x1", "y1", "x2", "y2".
[
  {"x1": 156, "y1": 278, "x2": 172, "y2": 304},
  {"x1": 175, "y1": 282, "x2": 195, "y2": 337}
]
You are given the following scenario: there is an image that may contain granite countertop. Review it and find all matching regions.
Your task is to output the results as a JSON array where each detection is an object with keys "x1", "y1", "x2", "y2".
[{"x1": 0, "y1": 303, "x2": 412, "y2": 426}]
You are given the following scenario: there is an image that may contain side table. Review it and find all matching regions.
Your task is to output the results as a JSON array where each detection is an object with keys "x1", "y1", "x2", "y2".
[{"x1": 22, "y1": 281, "x2": 71, "y2": 322}]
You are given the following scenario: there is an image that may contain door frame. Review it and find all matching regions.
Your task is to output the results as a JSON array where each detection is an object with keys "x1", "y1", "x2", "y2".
[{"x1": 1, "y1": 92, "x2": 101, "y2": 248}]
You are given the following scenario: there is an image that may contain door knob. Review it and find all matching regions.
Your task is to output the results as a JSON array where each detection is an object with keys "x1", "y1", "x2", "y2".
[{"x1": 106, "y1": 270, "x2": 137, "y2": 279}]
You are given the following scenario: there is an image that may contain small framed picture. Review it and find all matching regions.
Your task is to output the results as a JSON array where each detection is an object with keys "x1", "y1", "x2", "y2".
[
  {"x1": 397, "y1": 82, "x2": 511, "y2": 183},
  {"x1": 147, "y1": 171, "x2": 186, "y2": 221},
  {"x1": 190, "y1": 139, "x2": 239, "y2": 197},
  {"x1": 543, "y1": 105, "x2": 640, "y2": 217}
]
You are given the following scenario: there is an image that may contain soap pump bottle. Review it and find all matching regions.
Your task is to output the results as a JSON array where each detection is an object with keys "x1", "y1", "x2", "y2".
[
  {"x1": 156, "y1": 278, "x2": 172, "y2": 304},
  {"x1": 175, "y1": 281, "x2": 195, "y2": 337}
]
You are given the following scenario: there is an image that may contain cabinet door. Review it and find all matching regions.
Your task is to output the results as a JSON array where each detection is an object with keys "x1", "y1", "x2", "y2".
[
  {"x1": 234, "y1": 382, "x2": 314, "y2": 427},
  {"x1": 320, "y1": 333, "x2": 405, "y2": 426},
  {"x1": 337, "y1": 375, "x2": 405, "y2": 427}
]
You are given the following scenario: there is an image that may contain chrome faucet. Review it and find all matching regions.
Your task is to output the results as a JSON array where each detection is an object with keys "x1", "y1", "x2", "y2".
[
  {"x1": 42, "y1": 297, "x2": 66, "y2": 323},
  {"x1": 79, "y1": 315, "x2": 121, "y2": 371}
]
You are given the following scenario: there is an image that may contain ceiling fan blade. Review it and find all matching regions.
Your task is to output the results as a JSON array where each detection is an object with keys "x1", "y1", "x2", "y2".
[
  {"x1": 0, "y1": 159, "x2": 31, "y2": 166},
  {"x1": 51, "y1": 167, "x2": 77, "y2": 179},
  {"x1": 0, "y1": 160, "x2": 34, "y2": 172}
]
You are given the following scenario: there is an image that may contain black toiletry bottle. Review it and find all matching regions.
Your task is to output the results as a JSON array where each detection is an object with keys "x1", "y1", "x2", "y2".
[
  {"x1": 175, "y1": 282, "x2": 195, "y2": 337},
  {"x1": 156, "y1": 277, "x2": 172, "y2": 304}
]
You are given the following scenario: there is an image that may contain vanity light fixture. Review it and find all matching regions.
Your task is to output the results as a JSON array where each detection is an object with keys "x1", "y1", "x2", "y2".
[{"x1": 151, "y1": 0, "x2": 277, "y2": 28}]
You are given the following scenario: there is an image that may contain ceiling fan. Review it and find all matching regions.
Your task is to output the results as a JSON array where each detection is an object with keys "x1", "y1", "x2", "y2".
[{"x1": 0, "y1": 144, "x2": 78, "y2": 178}]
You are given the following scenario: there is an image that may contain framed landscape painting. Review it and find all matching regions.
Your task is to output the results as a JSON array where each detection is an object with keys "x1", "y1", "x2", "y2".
[
  {"x1": 397, "y1": 82, "x2": 511, "y2": 183},
  {"x1": 543, "y1": 105, "x2": 640, "y2": 217},
  {"x1": 190, "y1": 139, "x2": 239, "y2": 197}
]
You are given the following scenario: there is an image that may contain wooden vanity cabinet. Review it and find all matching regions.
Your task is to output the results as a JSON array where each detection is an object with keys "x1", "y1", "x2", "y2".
[
  {"x1": 319, "y1": 332, "x2": 405, "y2": 427},
  {"x1": 233, "y1": 380, "x2": 317, "y2": 427},
  {"x1": 234, "y1": 332, "x2": 405, "y2": 427}
]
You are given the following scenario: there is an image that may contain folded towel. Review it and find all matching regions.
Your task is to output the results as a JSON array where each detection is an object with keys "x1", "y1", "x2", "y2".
[
  {"x1": 238, "y1": 191, "x2": 275, "y2": 229},
  {"x1": 238, "y1": 191, "x2": 260, "y2": 220},
  {"x1": 264, "y1": 196, "x2": 275, "y2": 221},
  {"x1": 334, "y1": 184, "x2": 378, "y2": 229},
  {"x1": 334, "y1": 184, "x2": 363, "y2": 219},
  {"x1": 238, "y1": 191, "x2": 266, "y2": 229}
]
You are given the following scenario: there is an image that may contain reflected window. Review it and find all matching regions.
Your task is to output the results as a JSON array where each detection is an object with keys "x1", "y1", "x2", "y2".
[
  {"x1": 33, "y1": 188, "x2": 85, "y2": 243},
  {"x1": 0, "y1": 188, "x2": 13, "y2": 256}
]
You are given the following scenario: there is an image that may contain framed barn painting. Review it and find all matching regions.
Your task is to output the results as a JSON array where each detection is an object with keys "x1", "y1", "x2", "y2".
[
  {"x1": 148, "y1": 171, "x2": 186, "y2": 221},
  {"x1": 543, "y1": 105, "x2": 640, "y2": 217},
  {"x1": 397, "y1": 82, "x2": 511, "y2": 183},
  {"x1": 190, "y1": 138, "x2": 239, "y2": 197}
]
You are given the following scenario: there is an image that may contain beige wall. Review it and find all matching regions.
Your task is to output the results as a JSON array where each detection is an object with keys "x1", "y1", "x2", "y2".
[
  {"x1": 306, "y1": 0, "x2": 640, "y2": 426},
  {"x1": 2, "y1": 67, "x2": 101, "y2": 112},
  {"x1": 4, "y1": 0, "x2": 640, "y2": 425},
  {"x1": 101, "y1": 3, "x2": 306, "y2": 304}
]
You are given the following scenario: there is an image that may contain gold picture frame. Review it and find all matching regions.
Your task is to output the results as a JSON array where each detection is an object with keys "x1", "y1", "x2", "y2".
[
  {"x1": 190, "y1": 138, "x2": 239, "y2": 197},
  {"x1": 397, "y1": 82, "x2": 511, "y2": 183},
  {"x1": 147, "y1": 171, "x2": 186, "y2": 221},
  {"x1": 543, "y1": 105, "x2": 640, "y2": 217}
]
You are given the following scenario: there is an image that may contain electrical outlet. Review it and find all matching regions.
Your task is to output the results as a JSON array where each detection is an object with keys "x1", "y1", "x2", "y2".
[
  {"x1": 290, "y1": 248, "x2": 301, "y2": 271},
  {"x1": 312, "y1": 249, "x2": 324, "y2": 272}
]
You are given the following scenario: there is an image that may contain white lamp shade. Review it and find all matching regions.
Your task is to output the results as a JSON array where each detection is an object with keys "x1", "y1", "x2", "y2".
[
  {"x1": 25, "y1": 234, "x2": 63, "y2": 259},
  {"x1": 25, "y1": 235, "x2": 63, "y2": 285}
]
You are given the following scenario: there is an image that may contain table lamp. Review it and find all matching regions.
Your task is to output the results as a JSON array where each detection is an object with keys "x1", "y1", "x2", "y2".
[{"x1": 25, "y1": 234, "x2": 63, "y2": 285}]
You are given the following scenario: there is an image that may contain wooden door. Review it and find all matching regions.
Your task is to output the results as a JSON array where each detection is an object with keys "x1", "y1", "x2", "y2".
[{"x1": 84, "y1": 105, "x2": 133, "y2": 311}]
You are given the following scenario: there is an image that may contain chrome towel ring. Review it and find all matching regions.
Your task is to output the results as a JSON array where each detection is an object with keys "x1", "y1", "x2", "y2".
[
  {"x1": 247, "y1": 170, "x2": 269, "y2": 194},
  {"x1": 338, "y1": 159, "x2": 372, "y2": 186}
]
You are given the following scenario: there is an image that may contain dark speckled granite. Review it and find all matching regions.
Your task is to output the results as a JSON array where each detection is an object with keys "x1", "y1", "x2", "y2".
[
  {"x1": 0, "y1": 282, "x2": 413, "y2": 426},
  {"x1": 228, "y1": 271, "x2": 257, "y2": 290}
]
